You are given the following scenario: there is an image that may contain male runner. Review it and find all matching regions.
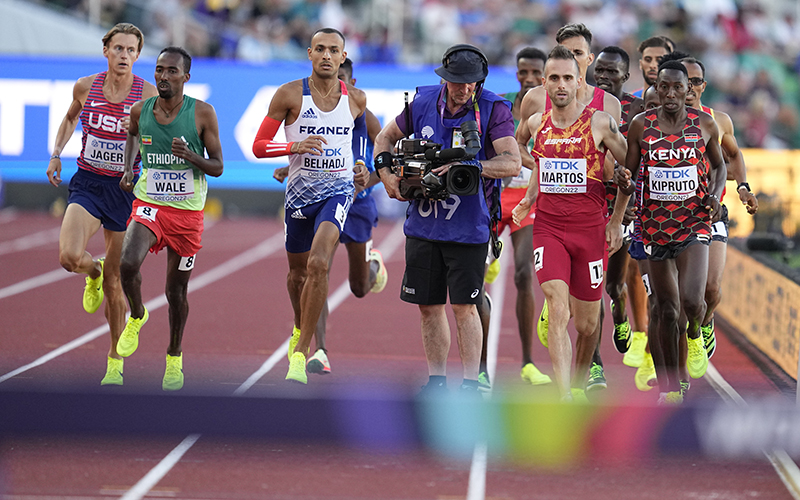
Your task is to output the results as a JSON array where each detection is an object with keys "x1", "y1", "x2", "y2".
[
  {"x1": 272, "y1": 57, "x2": 386, "y2": 375},
  {"x1": 251, "y1": 28, "x2": 368, "y2": 384},
  {"x1": 621, "y1": 61, "x2": 726, "y2": 404},
  {"x1": 632, "y1": 36, "x2": 672, "y2": 98},
  {"x1": 117, "y1": 47, "x2": 224, "y2": 391},
  {"x1": 46, "y1": 23, "x2": 157, "y2": 386},
  {"x1": 512, "y1": 46, "x2": 630, "y2": 402}
]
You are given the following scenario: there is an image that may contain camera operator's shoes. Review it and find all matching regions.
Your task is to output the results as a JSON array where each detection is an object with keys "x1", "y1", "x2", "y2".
[
  {"x1": 117, "y1": 307, "x2": 148, "y2": 358},
  {"x1": 286, "y1": 352, "x2": 307, "y2": 384},
  {"x1": 370, "y1": 250, "x2": 388, "y2": 293},
  {"x1": 537, "y1": 300, "x2": 549, "y2": 348},
  {"x1": 83, "y1": 258, "x2": 105, "y2": 314},
  {"x1": 307, "y1": 349, "x2": 331, "y2": 375},
  {"x1": 100, "y1": 357, "x2": 123, "y2": 386},
  {"x1": 520, "y1": 363, "x2": 551, "y2": 385},
  {"x1": 485, "y1": 258, "x2": 501, "y2": 284},
  {"x1": 162, "y1": 353, "x2": 184, "y2": 391}
]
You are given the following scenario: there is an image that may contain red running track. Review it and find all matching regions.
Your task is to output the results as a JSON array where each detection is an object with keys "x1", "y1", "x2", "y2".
[{"x1": 0, "y1": 209, "x2": 796, "y2": 499}]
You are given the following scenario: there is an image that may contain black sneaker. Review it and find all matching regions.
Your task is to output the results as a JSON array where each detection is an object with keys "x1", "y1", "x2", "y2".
[
  {"x1": 586, "y1": 362, "x2": 607, "y2": 392},
  {"x1": 418, "y1": 379, "x2": 447, "y2": 398}
]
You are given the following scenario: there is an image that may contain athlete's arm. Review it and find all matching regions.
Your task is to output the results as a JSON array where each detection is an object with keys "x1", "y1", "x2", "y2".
[
  {"x1": 516, "y1": 87, "x2": 544, "y2": 171},
  {"x1": 595, "y1": 111, "x2": 630, "y2": 251},
  {"x1": 252, "y1": 82, "x2": 326, "y2": 158},
  {"x1": 511, "y1": 113, "x2": 543, "y2": 226},
  {"x1": 702, "y1": 115, "x2": 726, "y2": 222},
  {"x1": 515, "y1": 115, "x2": 537, "y2": 171},
  {"x1": 374, "y1": 119, "x2": 407, "y2": 201},
  {"x1": 120, "y1": 100, "x2": 143, "y2": 192},
  {"x1": 47, "y1": 76, "x2": 93, "y2": 187},
  {"x1": 620, "y1": 113, "x2": 645, "y2": 196},
  {"x1": 717, "y1": 110, "x2": 758, "y2": 214},
  {"x1": 601, "y1": 93, "x2": 623, "y2": 181},
  {"x1": 175, "y1": 100, "x2": 223, "y2": 177}
]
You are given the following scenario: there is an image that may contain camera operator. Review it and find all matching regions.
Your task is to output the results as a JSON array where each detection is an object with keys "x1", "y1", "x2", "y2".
[{"x1": 374, "y1": 44, "x2": 521, "y2": 394}]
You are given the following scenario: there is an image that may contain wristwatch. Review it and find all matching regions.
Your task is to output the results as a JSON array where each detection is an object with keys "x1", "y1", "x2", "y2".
[{"x1": 737, "y1": 182, "x2": 751, "y2": 192}]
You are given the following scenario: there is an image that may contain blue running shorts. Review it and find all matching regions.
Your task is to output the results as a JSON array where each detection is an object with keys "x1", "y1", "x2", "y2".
[
  {"x1": 67, "y1": 168, "x2": 137, "y2": 232},
  {"x1": 340, "y1": 195, "x2": 377, "y2": 244},
  {"x1": 284, "y1": 194, "x2": 351, "y2": 253}
]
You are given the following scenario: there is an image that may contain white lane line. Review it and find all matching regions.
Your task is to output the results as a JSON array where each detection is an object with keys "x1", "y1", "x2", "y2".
[
  {"x1": 0, "y1": 227, "x2": 60, "y2": 256},
  {"x1": 118, "y1": 434, "x2": 201, "y2": 500},
  {"x1": 705, "y1": 361, "x2": 800, "y2": 499},
  {"x1": 0, "y1": 232, "x2": 285, "y2": 384},
  {"x1": 466, "y1": 240, "x2": 510, "y2": 500}
]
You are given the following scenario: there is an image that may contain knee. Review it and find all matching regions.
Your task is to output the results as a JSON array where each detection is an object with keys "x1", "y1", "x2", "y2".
[
  {"x1": 306, "y1": 254, "x2": 329, "y2": 280},
  {"x1": 165, "y1": 282, "x2": 188, "y2": 305},
  {"x1": 118, "y1": 257, "x2": 138, "y2": 283},
  {"x1": 605, "y1": 279, "x2": 624, "y2": 301},
  {"x1": 705, "y1": 284, "x2": 722, "y2": 307},
  {"x1": 349, "y1": 281, "x2": 369, "y2": 299},
  {"x1": 575, "y1": 315, "x2": 599, "y2": 337},
  {"x1": 659, "y1": 303, "x2": 680, "y2": 326},
  {"x1": 513, "y1": 265, "x2": 533, "y2": 291},
  {"x1": 682, "y1": 296, "x2": 706, "y2": 320},
  {"x1": 58, "y1": 250, "x2": 82, "y2": 273}
]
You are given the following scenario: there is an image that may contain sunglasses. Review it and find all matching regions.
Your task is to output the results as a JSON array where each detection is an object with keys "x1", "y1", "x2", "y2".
[{"x1": 688, "y1": 77, "x2": 705, "y2": 86}]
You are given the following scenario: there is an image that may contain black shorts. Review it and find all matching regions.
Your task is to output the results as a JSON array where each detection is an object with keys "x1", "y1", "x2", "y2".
[
  {"x1": 68, "y1": 168, "x2": 137, "y2": 232},
  {"x1": 401, "y1": 237, "x2": 486, "y2": 305},
  {"x1": 644, "y1": 233, "x2": 711, "y2": 262},
  {"x1": 711, "y1": 204, "x2": 729, "y2": 243}
]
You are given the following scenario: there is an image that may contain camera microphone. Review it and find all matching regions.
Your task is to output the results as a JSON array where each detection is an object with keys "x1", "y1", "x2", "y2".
[{"x1": 424, "y1": 147, "x2": 466, "y2": 162}]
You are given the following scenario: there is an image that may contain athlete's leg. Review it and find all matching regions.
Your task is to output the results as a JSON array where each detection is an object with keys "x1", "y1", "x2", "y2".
[
  {"x1": 571, "y1": 296, "x2": 602, "y2": 389},
  {"x1": 605, "y1": 245, "x2": 630, "y2": 325},
  {"x1": 286, "y1": 250, "x2": 309, "y2": 334},
  {"x1": 704, "y1": 240, "x2": 726, "y2": 325},
  {"x1": 102, "y1": 229, "x2": 127, "y2": 358},
  {"x1": 312, "y1": 242, "x2": 340, "y2": 353},
  {"x1": 164, "y1": 247, "x2": 193, "y2": 356},
  {"x1": 627, "y1": 259, "x2": 649, "y2": 334},
  {"x1": 345, "y1": 241, "x2": 377, "y2": 298},
  {"x1": 58, "y1": 203, "x2": 102, "y2": 276},
  {"x1": 591, "y1": 305, "x2": 604, "y2": 366},
  {"x1": 511, "y1": 225, "x2": 536, "y2": 366},
  {"x1": 119, "y1": 221, "x2": 158, "y2": 320},
  {"x1": 647, "y1": 258, "x2": 681, "y2": 394},
  {"x1": 678, "y1": 244, "x2": 709, "y2": 342},
  {"x1": 540, "y1": 279, "x2": 571, "y2": 396},
  {"x1": 419, "y1": 304, "x2": 450, "y2": 376}
]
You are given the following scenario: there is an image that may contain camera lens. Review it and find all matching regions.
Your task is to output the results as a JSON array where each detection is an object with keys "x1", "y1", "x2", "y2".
[{"x1": 447, "y1": 165, "x2": 480, "y2": 196}]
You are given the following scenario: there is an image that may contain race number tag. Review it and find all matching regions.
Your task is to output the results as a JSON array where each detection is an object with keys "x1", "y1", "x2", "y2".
[
  {"x1": 622, "y1": 222, "x2": 634, "y2": 241},
  {"x1": 83, "y1": 133, "x2": 126, "y2": 172},
  {"x1": 135, "y1": 204, "x2": 158, "y2": 222},
  {"x1": 649, "y1": 166, "x2": 698, "y2": 201},
  {"x1": 146, "y1": 169, "x2": 195, "y2": 202},
  {"x1": 711, "y1": 220, "x2": 727, "y2": 238},
  {"x1": 588, "y1": 259, "x2": 604, "y2": 289},
  {"x1": 178, "y1": 254, "x2": 196, "y2": 271},
  {"x1": 641, "y1": 273, "x2": 652, "y2": 296},
  {"x1": 335, "y1": 202, "x2": 348, "y2": 229},
  {"x1": 539, "y1": 158, "x2": 587, "y2": 194},
  {"x1": 533, "y1": 246, "x2": 544, "y2": 272}
]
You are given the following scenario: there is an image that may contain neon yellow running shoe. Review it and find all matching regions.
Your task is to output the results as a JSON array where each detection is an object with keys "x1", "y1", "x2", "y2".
[
  {"x1": 484, "y1": 258, "x2": 501, "y2": 284},
  {"x1": 537, "y1": 300, "x2": 549, "y2": 348},
  {"x1": 117, "y1": 307, "x2": 148, "y2": 358},
  {"x1": 686, "y1": 335, "x2": 709, "y2": 379},
  {"x1": 634, "y1": 353, "x2": 656, "y2": 391},
  {"x1": 657, "y1": 391, "x2": 683, "y2": 405},
  {"x1": 83, "y1": 258, "x2": 105, "y2": 314},
  {"x1": 569, "y1": 387, "x2": 590, "y2": 404},
  {"x1": 286, "y1": 351, "x2": 307, "y2": 384},
  {"x1": 370, "y1": 249, "x2": 388, "y2": 293},
  {"x1": 623, "y1": 331, "x2": 647, "y2": 367},
  {"x1": 287, "y1": 326, "x2": 301, "y2": 360},
  {"x1": 520, "y1": 362, "x2": 552, "y2": 385},
  {"x1": 162, "y1": 353, "x2": 184, "y2": 391},
  {"x1": 701, "y1": 318, "x2": 716, "y2": 358},
  {"x1": 100, "y1": 357, "x2": 123, "y2": 386},
  {"x1": 478, "y1": 371, "x2": 491, "y2": 392}
]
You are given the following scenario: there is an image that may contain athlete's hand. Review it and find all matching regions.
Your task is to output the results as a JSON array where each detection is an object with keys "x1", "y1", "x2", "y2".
[
  {"x1": 354, "y1": 160, "x2": 369, "y2": 189},
  {"x1": 613, "y1": 165, "x2": 632, "y2": 192},
  {"x1": 120, "y1": 170, "x2": 135, "y2": 192},
  {"x1": 119, "y1": 115, "x2": 131, "y2": 133},
  {"x1": 606, "y1": 221, "x2": 623, "y2": 254},
  {"x1": 46, "y1": 158, "x2": 62, "y2": 187},
  {"x1": 622, "y1": 206, "x2": 636, "y2": 226},
  {"x1": 171, "y1": 137, "x2": 193, "y2": 160},
  {"x1": 512, "y1": 196, "x2": 534, "y2": 226},
  {"x1": 295, "y1": 135, "x2": 327, "y2": 156},
  {"x1": 707, "y1": 194, "x2": 723, "y2": 224},
  {"x1": 273, "y1": 166, "x2": 289, "y2": 183},
  {"x1": 739, "y1": 189, "x2": 758, "y2": 215},
  {"x1": 381, "y1": 171, "x2": 408, "y2": 201}
]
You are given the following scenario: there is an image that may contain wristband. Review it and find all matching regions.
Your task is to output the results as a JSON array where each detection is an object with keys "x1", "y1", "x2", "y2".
[
  {"x1": 374, "y1": 152, "x2": 394, "y2": 172},
  {"x1": 50, "y1": 154, "x2": 60, "y2": 160},
  {"x1": 737, "y1": 182, "x2": 751, "y2": 192}
]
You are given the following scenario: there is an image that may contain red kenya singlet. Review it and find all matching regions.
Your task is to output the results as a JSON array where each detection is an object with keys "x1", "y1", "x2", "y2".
[
  {"x1": 606, "y1": 91, "x2": 638, "y2": 213},
  {"x1": 77, "y1": 72, "x2": 145, "y2": 177},
  {"x1": 532, "y1": 106, "x2": 607, "y2": 218},
  {"x1": 640, "y1": 107, "x2": 710, "y2": 246}
]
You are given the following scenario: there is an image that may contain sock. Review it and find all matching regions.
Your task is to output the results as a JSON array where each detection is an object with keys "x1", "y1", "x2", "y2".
[{"x1": 427, "y1": 375, "x2": 446, "y2": 388}]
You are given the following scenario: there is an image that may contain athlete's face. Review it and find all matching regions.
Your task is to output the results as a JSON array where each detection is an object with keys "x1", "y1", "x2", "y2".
[
  {"x1": 559, "y1": 36, "x2": 593, "y2": 78},
  {"x1": 683, "y1": 62, "x2": 706, "y2": 107},
  {"x1": 337, "y1": 67, "x2": 354, "y2": 86},
  {"x1": 445, "y1": 81, "x2": 478, "y2": 109},
  {"x1": 516, "y1": 57, "x2": 545, "y2": 94},
  {"x1": 655, "y1": 69, "x2": 688, "y2": 113},
  {"x1": 593, "y1": 52, "x2": 629, "y2": 96},
  {"x1": 644, "y1": 86, "x2": 660, "y2": 110},
  {"x1": 544, "y1": 58, "x2": 581, "y2": 109},
  {"x1": 308, "y1": 32, "x2": 346, "y2": 78},
  {"x1": 103, "y1": 33, "x2": 140, "y2": 74},
  {"x1": 154, "y1": 52, "x2": 190, "y2": 99},
  {"x1": 640, "y1": 46, "x2": 669, "y2": 86}
]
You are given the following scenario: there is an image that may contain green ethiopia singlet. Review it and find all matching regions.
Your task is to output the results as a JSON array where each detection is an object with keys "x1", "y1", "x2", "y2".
[{"x1": 134, "y1": 96, "x2": 207, "y2": 211}]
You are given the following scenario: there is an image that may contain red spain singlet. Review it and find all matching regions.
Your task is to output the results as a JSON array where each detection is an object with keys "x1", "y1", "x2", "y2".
[{"x1": 77, "y1": 72, "x2": 145, "y2": 177}]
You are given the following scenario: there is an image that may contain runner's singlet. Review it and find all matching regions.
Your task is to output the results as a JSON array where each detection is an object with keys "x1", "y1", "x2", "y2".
[
  {"x1": 284, "y1": 78, "x2": 355, "y2": 210},
  {"x1": 133, "y1": 96, "x2": 208, "y2": 211},
  {"x1": 532, "y1": 106, "x2": 607, "y2": 218},
  {"x1": 702, "y1": 105, "x2": 727, "y2": 202},
  {"x1": 77, "y1": 72, "x2": 145, "y2": 176},
  {"x1": 640, "y1": 107, "x2": 710, "y2": 246},
  {"x1": 504, "y1": 91, "x2": 531, "y2": 189},
  {"x1": 605, "y1": 91, "x2": 637, "y2": 214}
]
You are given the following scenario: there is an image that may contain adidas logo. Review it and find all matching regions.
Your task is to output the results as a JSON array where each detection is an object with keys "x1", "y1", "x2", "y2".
[
  {"x1": 301, "y1": 108, "x2": 317, "y2": 119},
  {"x1": 291, "y1": 209, "x2": 306, "y2": 219}
]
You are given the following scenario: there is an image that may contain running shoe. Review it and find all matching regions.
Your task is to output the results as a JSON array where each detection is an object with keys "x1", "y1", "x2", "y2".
[
  {"x1": 286, "y1": 351, "x2": 307, "y2": 384},
  {"x1": 370, "y1": 249, "x2": 388, "y2": 293},
  {"x1": 483, "y1": 291, "x2": 492, "y2": 312},
  {"x1": 116, "y1": 307, "x2": 148, "y2": 358},
  {"x1": 611, "y1": 303, "x2": 632, "y2": 353},
  {"x1": 701, "y1": 318, "x2": 716, "y2": 358},
  {"x1": 657, "y1": 391, "x2": 683, "y2": 405},
  {"x1": 162, "y1": 353, "x2": 184, "y2": 391},
  {"x1": 478, "y1": 371, "x2": 491, "y2": 392},
  {"x1": 100, "y1": 357, "x2": 123, "y2": 386},
  {"x1": 569, "y1": 388, "x2": 590, "y2": 404},
  {"x1": 306, "y1": 348, "x2": 331, "y2": 375},
  {"x1": 520, "y1": 363, "x2": 552, "y2": 385},
  {"x1": 287, "y1": 325, "x2": 303, "y2": 360},
  {"x1": 680, "y1": 379, "x2": 691, "y2": 398},
  {"x1": 83, "y1": 258, "x2": 105, "y2": 314},
  {"x1": 484, "y1": 258, "x2": 501, "y2": 284},
  {"x1": 634, "y1": 353, "x2": 657, "y2": 392},
  {"x1": 586, "y1": 362, "x2": 607, "y2": 392},
  {"x1": 686, "y1": 335, "x2": 709, "y2": 379},
  {"x1": 417, "y1": 379, "x2": 447, "y2": 398},
  {"x1": 623, "y1": 331, "x2": 648, "y2": 367},
  {"x1": 537, "y1": 300, "x2": 549, "y2": 348}
]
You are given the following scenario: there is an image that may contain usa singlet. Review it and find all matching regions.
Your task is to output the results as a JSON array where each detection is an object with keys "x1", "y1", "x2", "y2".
[
  {"x1": 284, "y1": 78, "x2": 354, "y2": 210},
  {"x1": 532, "y1": 106, "x2": 607, "y2": 219},
  {"x1": 77, "y1": 72, "x2": 145, "y2": 176},
  {"x1": 640, "y1": 108, "x2": 710, "y2": 246}
]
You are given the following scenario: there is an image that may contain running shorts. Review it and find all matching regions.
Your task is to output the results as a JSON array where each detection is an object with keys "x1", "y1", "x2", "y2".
[
  {"x1": 711, "y1": 204, "x2": 729, "y2": 243},
  {"x1": 644, "y1": 232, "x2": 711, "y2": 262},
  {"x1": 284, "y1": 194, "x2": 351, "y2": 253},
  {"x1": 68, "y1": 168, "x2": 136, "y2": 232},
  {"x1": 400, "y1": 237, "x2": 486, "y2": 305},
  {"x1": 129, "y1": 199, "x2": 203, "y2": 258},
  {"x1": 340, "y1": 195, "x2": 377, "y2": 244}
]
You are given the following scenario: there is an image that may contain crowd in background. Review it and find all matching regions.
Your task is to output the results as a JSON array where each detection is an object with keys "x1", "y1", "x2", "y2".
[{"x1": 39, "y1": 0, "x2": 800, "y2": 149}]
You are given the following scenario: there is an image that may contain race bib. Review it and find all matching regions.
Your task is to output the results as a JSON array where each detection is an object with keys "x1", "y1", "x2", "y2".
[
  {"x1": 711, "y1": 220, "x2": 727, "y2": 238},
  {"x1": 146, "y1": 168, "x2": 195, "y2": 202},
  {"x1": 539, "y1": 158, "x2": 587, "y2": 194},
  {"x1": 135, "y1": 204, "x2": 158, "y2": 222},
  {"x1": 622, "y1": 221, "x2": 634, "y2": 241},
  {"x1": 83, "y1": 133, "x2": 125, "y2": 172},
  {"x1": 533, "y1": 246, "x2": 544, "y2": 272},
  {"x1": 588, "y1": 258, "x2": 604, "y2": 289},
  {"x1": 507, "y1": 167, "x2": 532, "y2": 189},
  {"x1": 649, "y1": 165, "x2": 698, "y2": 201},
  {"x1": 178, "y1": 254, "x2": 196, "y2": 271}
]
